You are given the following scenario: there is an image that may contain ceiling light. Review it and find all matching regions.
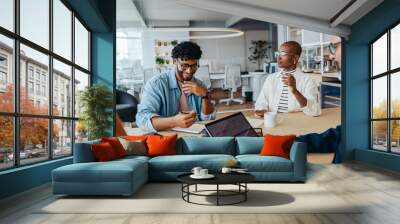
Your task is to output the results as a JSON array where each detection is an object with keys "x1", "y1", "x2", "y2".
[{"x1": 144, "y1": 27, "x2": 244, "y2": 39}]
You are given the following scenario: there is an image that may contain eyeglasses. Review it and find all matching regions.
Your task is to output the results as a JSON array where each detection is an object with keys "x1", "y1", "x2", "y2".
[
  {"x1": 274, "y1": 51, "x2": 291, "y2": 58},
  {"x1": 177, "y1": 60, "x2": 199, "y2": 71}
]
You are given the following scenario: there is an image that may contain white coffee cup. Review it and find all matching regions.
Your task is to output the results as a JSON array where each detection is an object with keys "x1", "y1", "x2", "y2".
[
  {"x1": 191, "y1": 167, "x2": 202, "y2": 176},
  {"x1": 200, "y1": 169, "x2": 208, "y2": 176},
  {"x1": 221, "y1": 167, "x2": 232, "y2": 174},
  {"x1": 264, "y1": 112, "x2": 283, "y2": 128}
]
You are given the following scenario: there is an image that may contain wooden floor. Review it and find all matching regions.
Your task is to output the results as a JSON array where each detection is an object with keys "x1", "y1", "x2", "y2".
[{"x1": 1, "y1": 156, "x2": 400, "y2": 224}]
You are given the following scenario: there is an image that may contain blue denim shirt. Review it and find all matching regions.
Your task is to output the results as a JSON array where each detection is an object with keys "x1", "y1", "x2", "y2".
[{"x1": 136, "y1": 69, "x2": 216, "y2": 132}]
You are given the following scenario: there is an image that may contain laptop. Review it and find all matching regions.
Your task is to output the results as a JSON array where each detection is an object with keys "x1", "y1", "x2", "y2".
[{"x1": 203, "y1": 112, "x2": 260, "y2": 137}]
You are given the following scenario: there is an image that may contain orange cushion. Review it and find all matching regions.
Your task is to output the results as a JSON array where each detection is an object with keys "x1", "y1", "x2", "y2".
[
  {"x1": 146, "y1": 134, "x2": 177, "y2": 157},
  {"x1": 91, "y1": 142, "x2": 117, "y2": 162},
  {"x1": 260, "y1": 134, "x2": 296, "y2": 159},
  {"x1": 123, "y1": 135, "x2": 149, "y2": 141},
  {"x1": 101, "y1": 137, "x2": 127, "y2": 158},
  {"x1": 115, "y1": 113, "x2": 127, "y2": 136}
]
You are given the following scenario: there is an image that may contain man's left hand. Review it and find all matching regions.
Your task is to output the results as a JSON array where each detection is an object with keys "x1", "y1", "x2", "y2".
[
  {"x1": 182, "y1": 81, "x2": 208, "y2": 97},
  {"x1": 282, "y1": 74, "x2": 297, "y2": 92}
]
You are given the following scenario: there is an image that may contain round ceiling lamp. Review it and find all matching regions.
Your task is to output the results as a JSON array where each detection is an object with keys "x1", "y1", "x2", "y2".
[{"x1": 145, "y1": 27, "x2": 244, "y2": 39}]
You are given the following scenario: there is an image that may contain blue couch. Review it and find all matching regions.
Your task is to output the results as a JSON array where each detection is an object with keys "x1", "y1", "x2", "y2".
[{"x1": 52, "y1": 137, "x2": 307, "y2": 196}]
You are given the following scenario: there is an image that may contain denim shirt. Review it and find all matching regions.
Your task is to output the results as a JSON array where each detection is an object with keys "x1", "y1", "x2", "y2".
[{"x1": 136, "y1": 69, "x2": 216, "y2": 132}]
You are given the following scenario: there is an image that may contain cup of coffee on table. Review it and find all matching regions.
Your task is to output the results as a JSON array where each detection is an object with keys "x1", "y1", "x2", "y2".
[
  {"x1": 191, "y1": 167, "x2": 202, "y2": 176},
  {"x1": 199, "y1": 169, "x2": 208, "y2": 176}
]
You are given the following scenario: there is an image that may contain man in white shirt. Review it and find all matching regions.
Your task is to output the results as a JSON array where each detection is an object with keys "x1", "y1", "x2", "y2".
[{"x1": 255, "y1": 41, "x2": 321, "y2": 117}]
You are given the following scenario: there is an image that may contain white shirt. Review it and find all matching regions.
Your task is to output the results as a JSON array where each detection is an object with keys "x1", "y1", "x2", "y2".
[{"x1": 255, "y1": 69, "x2": 321, "y2": 116}]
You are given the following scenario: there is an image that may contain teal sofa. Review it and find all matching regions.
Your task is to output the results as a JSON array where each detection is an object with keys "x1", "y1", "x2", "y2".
[{"x1": 52, "y1": 137, "x2": 307, "y2": 196}]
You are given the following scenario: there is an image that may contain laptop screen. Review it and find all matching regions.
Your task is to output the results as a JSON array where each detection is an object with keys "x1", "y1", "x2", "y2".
[{"x1": 204, "y1": 112, "x2": 259, "y2": 137}]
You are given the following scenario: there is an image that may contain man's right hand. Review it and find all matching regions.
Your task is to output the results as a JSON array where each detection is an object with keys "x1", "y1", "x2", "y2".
[{"x1": 173, "y1": 111, "x2": 196, "y2": 128}]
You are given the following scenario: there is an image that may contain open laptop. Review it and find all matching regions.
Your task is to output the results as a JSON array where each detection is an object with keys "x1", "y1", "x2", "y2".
[{"x1": 203, "y1": 112, "x2": 260, "y2": 137}]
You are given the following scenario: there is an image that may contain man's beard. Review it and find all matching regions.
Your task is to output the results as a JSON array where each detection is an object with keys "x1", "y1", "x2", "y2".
[{"x1": 182, "y1": 73, "x2": 193, "y2": 81}]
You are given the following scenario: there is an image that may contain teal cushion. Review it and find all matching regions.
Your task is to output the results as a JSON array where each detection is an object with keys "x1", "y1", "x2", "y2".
[
  {"x1": 236, "y1": 137, "x2": 264, "y2": 155},
  {"x1": 52, "y1": 159, "x2": 147, "y2": 183},
  {"x1": 179, "y1": 137, "x2": 235, "y2": 155},
  {"x1": 73, "y1": 140, "x2": 101, "y2": 163},
  {"x1": 149, "y1": 154, "x2": 235, "y2": 172},
  {"x1": 236, "y1": 155, "x2": 293, "y2": 172}
]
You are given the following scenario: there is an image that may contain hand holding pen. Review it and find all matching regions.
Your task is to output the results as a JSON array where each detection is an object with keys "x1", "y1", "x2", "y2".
[{"x1": 173, "y1": 110, "x2": 196, "y2": 128}]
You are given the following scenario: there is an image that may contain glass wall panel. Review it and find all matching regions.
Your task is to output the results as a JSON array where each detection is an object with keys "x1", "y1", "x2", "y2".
[
  {"x1": 53, "y1": 0, "x2": 72, "y2": 60},
  {"x1": 74, "y1": 18, "x2": 89, "y2": 70},
  {"x1": 53, "y1": 59, "x2": 72, "y2": 117},
  {"x1": 372, "y1": 121, "x2": 388, "y2": 151},
  {"x1": 0, "y1": 116, "x2": 13, "y2": 170},
  {"x1": 0, "y1": 34, "x2": 14, "y2": 112},
  {"x1": 372, "y1": 33, "x2": 387, "y2": 76},
  {"x1": 53, "y1": 119, "x2": 72, "y2": 158},
  {"x1": 20, "y1": 0, "x2": 49, "y2": 49},
  {"x1": 20, "y1": 117, "x2": 49, "y2": 165},
  {"x1": 372, "y1": 76, "x2": 387, "y2": 119},
  {"x1": 20, "y1": 44, "x2": 49, "y2": 115}
]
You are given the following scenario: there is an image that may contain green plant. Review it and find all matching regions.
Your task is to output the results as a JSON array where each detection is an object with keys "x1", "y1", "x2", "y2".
[
  {"x1": 171, "y1": 40, "x2": 178, "y2": 46},
  {"x1": 248, "y1": 40, "x2": 271, "y2": 71},
  {"x1": 79, "y1": 84, "x2": 113, "y2": 140},
  {"x1": 155, "y1": 57, "x2": 165, "y2": 65}
]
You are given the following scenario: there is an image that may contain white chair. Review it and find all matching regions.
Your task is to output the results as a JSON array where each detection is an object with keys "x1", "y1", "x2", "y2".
[
  {"x1": 219, "y1": 64, "x2": 244, "y2": 105},
  {"x1": 194, "y1": 65, "x2": 216, "y2": 105},
  {"x1": 194, "y1": 65, "x2": 211, "y2": 89}
]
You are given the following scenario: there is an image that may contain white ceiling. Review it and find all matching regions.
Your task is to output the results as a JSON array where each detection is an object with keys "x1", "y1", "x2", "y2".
[
  {"x1": 225, "y1": 0, "x2": 352, "y2": 24},
  {"x1": 117, "y1": 0, "x2": 384, "y2": 37}
]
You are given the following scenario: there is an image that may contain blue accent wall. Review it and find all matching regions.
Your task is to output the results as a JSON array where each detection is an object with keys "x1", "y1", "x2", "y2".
[
  {"x1": 0, "y1": 0, "x2": 116, "y2": 200},
  {"x1": 343, "y1": 0, "x2": 400, "y2": 171},
  {"x1": 0, "y1": 158, "x2": 72, "y2": 199}
]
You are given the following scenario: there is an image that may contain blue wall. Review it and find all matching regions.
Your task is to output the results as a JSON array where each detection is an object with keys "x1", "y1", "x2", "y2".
[
  {"x1": 0, "y1": 0, "x2": 116, "y2": 200},
  {"x1": 343, "y1": 0, "x2": 400, "y2": 171}
]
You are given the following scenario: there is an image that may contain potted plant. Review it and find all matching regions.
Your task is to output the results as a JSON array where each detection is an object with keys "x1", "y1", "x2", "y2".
[
  {"x1": 78, "y1": 84, "x2": 113, "y2": 140},
  {"x1": 248, "y1": 40, "x2": 271, "y2": 72},
  {"x1": 155, "y1": 57, "x2": 165, "y2": 65},
  {"x1": 171, "y1": 40, "x2": 178, "y2": 46}
]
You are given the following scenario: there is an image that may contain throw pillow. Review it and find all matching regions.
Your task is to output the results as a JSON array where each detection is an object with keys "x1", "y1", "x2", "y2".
[
  {"x1": 91, "y1": 142, "x2": 117, "y2": 161},
  {"x1": 118, "y1": 137, "x2": 147, "y2": 156},
  {"x1": 123, "y1": 135, "x2": 149, "y2": 141},
  {"x1": 115, "y1": 113, "x2": 127, "y2": 136},
  {"x1": 146, "y1": 134, "x2": 177, "y2": 157},
  {"x1": 101, "y1": 137, "x2": 127, "y2": 158},
  {"x1": 260, "y1": 134, "x2": 296, "y2": 159}
]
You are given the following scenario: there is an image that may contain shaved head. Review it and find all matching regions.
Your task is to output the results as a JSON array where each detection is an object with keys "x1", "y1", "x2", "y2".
[{"x1": 281, "y1": 41, "x2": 302, "y2": 56}]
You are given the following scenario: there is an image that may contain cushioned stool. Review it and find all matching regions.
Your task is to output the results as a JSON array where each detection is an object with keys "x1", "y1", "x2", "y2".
[{"x1": 52, "y1": 157, "x2": 148, "y2": 196}]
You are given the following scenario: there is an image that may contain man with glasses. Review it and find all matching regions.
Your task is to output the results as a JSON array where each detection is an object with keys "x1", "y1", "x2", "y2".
[
  {"x1": 136, "y1": 41, "x2": 215, "y2": 132},
  {"x1": 255, "y1": 41, "x2": 321, "y2": 117}
]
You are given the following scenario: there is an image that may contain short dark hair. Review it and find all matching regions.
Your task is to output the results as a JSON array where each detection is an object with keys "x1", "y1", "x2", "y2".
[
  {"x1": 171, "y1": 41, "x2": 202, "y2": 60},
  {"x1": 283, "y1": 41, "x2": 302, "y2": 56}
]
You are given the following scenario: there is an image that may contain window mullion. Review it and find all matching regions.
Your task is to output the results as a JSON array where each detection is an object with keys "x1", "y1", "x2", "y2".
[{"x1": 48, "y1": 0, "x2": 54, "y2": 160}]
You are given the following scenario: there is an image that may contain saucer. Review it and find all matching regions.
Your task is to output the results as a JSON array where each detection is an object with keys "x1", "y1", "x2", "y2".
[{"x1": 190, "y1": 174, "x2": 215, "y2": 179}]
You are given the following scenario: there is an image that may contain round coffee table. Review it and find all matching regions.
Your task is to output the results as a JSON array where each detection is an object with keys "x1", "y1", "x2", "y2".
[{"x1": 177, "y1": 173, "x2": 255, "y2": 206}]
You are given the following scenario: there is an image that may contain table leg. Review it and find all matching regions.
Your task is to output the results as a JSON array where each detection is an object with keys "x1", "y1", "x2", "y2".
[
  {"x1": 195, "y1": 184, "x2": 198, "y2": 192},
  {"x1": 245, "y1": 183, "x2": 247, "y2": 201},
  {"x1": 217, "y1": 184, "x2": 219, "y2": 206}
]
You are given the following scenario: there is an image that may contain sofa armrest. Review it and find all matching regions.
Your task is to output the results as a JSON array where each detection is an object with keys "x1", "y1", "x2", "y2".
[
  {"x1": 73, "y1": 140, "x2": 100, "y2": 163},
  {"x1": 289, "y1": 141, "x2": 307, "y2": 181}
]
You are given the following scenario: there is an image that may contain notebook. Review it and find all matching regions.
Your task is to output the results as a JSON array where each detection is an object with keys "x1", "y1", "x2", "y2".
[{"x1": 171, "y1": 123, "x2": 205, "y2": 134}]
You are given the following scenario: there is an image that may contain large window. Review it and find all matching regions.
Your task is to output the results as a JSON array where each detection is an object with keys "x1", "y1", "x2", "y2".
[
  {"x1": 0, "y1": 0, "x2": 91, "y2": 170},
  {"x1": 371, "y1": 23, "x2": 400, "y2": 153}
]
